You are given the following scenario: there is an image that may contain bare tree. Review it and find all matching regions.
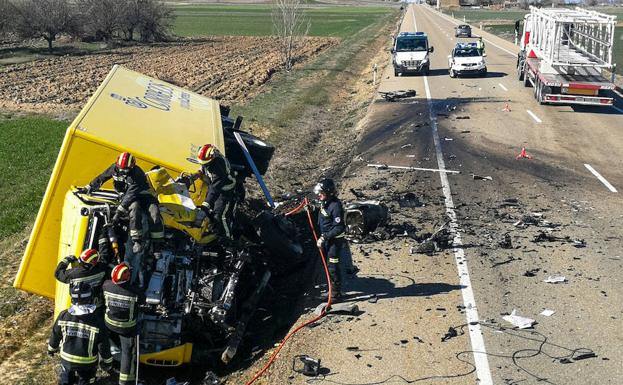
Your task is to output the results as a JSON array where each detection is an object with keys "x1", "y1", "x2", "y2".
[
  {"x1": 120, "y1": 0, "x2": 142, "y2": 41},
  {"x1": 14, "y1": 0, "x2": 79, "y2": 51},
  {"x1": 78, "y1": 0, "x2": 125, "y2": 42},
  {"x1": 272, "y1": 0, "x2": 310, "y2": 71},
  {"x1": 137, "y1": 0, "x2": 174, "y2": 42},
  {"x1": 0, "y1": 0, "x2": 16, "y2": 36}
]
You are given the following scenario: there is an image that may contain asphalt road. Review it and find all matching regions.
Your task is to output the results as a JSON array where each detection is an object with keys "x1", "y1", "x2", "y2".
[{"x1": 245, "y1": 4, "x2": 623, "y2": 385}]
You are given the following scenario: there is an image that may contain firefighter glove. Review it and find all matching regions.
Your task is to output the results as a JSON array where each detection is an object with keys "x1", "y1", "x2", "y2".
[
  {"x1": 63, "y1": 255, "x2": 78, "y2": 264},
  {"x1": 316, "y1": 236, "x2": 325, "y2": 248}
]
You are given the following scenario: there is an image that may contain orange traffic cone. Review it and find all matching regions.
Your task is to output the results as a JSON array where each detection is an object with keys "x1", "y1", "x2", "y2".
[
  {"x1": 516, "y1": 147, "x2": 533, "y2": 160},
  {"x1": 502, "y1": 103, "x2": 511, "y2": 112}
]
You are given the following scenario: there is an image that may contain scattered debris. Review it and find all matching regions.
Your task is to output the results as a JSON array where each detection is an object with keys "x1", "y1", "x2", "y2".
[
  {"x1": 499, "y1": 198, "x2": 520, "y2": 208},
  {"x1": 540, "y1": 309, "x2": 555, "y2": 317},
  {"x1": 502, "y1": 309, "x2": 536, "y2": 329},
  {"x1": 398, "y1": 192, "x2": 422, "y2": 208},
  {"x1": 471, "y1": 174, "x2": 492, "y2": 181},
  {"x1": 523, "y1": 268, "x2": 540, "y2": 277},
  {"x1": 379, "y1": 89, "x2": 416, "y2": 102},
  {"x1": 292, "y1": 355, "x2": 321, "y2": 377},
  {"x1": 491, "y1": 256, "x2": 517, "y2": 268},
  {"x1": 401, "y1": 144, "x2": 413, "y2": 148},
  {"x1": 444, "y1": 137, "x2": 454, "y2": 141},
  {"x1": 532, "y1": 231, "x2": 586, "y2": 247},
  {"x1": 411, "y1": 222, "x2": 453, "y2": 254},
  {"x1": 202, "y1": 372, "x2": 221, "y2": 385},
  {"x1": 441, "y1": 326, "x2": 462, "y2": 342},
  {"x1": 499, "y1": 233, "x2": 513, "y2": 249},
  {"x1": 456, "y1": 116, "x2": 470, "y2": 120},
  {"x1": 315, "y1": 302, "x2": 359, "y2": 316},
  {"x1": 460, "y1": 130, "x2": 471, "y2": 133},
  {"x1": 544, "y1": 275, "x2": 567, "y2": 284}
]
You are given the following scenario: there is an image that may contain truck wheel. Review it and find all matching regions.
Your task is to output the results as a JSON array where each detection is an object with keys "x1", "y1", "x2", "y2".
[
  {"x1": 482, "y1": 67, "x2": 487, "y2": 77},
  {"x1": 449, "y1": 69, "x2": 455, "y2": 78},
  {"x1": 423, "y1": 65, "x2": 430, "y2": 75},
  {"x1": 523, "y1": 71, "x2": 531, "y2": 87},
  {"x1": 394, "y1": 69, "x2": 400, "y2": 77}
]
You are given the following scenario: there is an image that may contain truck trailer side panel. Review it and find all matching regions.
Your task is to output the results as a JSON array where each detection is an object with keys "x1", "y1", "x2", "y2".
[{"x1": 14, "y1": 65, "x2": 225, "y2": 298}]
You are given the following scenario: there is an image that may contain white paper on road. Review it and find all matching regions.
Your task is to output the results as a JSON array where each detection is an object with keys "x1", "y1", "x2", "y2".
[
  {"x1": 544, "y1": 275, "x2": 567, "y2": 283},
  {"x1": 540, "y1": 309, "x2": 556, "y2": 317},
  {"x1": 503, "y1": 309, "x2": 536, "y2": 329}
]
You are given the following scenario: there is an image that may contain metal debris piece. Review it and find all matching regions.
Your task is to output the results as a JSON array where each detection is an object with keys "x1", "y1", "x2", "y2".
[
  {"x1": 502, "y1": 309, "x2": 535, "y2": 329},
  {"x1": 472, "y1": 174, "x2": 493, "y2": 181},
  {"x1": 544, "y1": 275, "x2": 567, "y2": 284},
  {"x1": 379, "y1": 89, "x2": 416, "y2": 101}
]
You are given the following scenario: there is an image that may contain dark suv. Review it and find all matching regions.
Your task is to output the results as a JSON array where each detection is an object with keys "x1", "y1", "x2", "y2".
[{"x1": 455, "y1": 24, "x2": 472, "y2": 38}]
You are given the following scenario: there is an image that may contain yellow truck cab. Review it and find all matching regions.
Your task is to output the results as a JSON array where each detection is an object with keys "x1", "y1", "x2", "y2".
[{"x1": 13, "y1": 65, "x2": 297, "y2": 367}]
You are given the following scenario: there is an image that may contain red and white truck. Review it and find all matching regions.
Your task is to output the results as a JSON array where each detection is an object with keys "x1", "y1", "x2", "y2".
[{"x1": 517, "y1": 7, "x2": 617, "y2": 106}]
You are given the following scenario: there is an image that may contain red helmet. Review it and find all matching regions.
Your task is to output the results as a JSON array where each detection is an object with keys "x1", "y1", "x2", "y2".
[
  {"x1": 116, "y1": 152, "x2": 136, "y2": 170},
  {"x1": 111, "y1": 262, "x2": 131, "y2": 285},
  {"x1": 78, "y1": 248, "x2": 100, "y2": 266},
  {"x1": 196, "y1": 144, "x2": 218, "y2": 165}
]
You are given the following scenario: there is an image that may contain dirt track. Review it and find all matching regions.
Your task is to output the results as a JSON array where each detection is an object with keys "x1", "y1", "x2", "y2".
[{"x1": 0, "y1": 36, "x2": 336, "y2": 113}]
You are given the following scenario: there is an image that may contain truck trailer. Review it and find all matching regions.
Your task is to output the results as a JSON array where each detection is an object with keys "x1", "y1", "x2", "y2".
[{"x1": 517, "y1": 7, "x2": 617, "y2": 106}]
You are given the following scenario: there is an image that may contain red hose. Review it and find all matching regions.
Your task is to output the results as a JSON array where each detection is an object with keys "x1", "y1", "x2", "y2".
[
  {"x1": 284, "y1": 198, "x2": 307, "y2": 217},
  {"x1": 244, "y1": 198, "x2": 332, "y2": 385}
]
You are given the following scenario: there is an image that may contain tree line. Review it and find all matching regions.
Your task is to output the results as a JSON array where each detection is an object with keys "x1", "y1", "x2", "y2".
[{"x1": 0, "y1": 0, "x2": 174, "y2": 51}]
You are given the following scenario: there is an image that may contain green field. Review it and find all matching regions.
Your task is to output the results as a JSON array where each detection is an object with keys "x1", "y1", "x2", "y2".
[
  {"x1": 444, "y1": 8, "x2": 623, "y2": 74},
  {"x1": 0, "y1": 115, "x2": 66, "y2": 238},
  {"x1": 172, "y1": 4, "x2": 396, "y2": 37}
]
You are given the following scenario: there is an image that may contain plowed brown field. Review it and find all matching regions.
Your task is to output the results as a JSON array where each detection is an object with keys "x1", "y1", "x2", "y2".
[{"x1": 0, "y1": 36, "x2": 337, "y2": 112}]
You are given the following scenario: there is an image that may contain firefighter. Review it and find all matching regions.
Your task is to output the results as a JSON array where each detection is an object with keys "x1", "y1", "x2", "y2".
[
  {"x1": 102, "y1": 263, "x2": 144, "y2": 385},
  {"x1": 48, "y1": 282, "x2": 113, "y2": 385},
  {"x1": 54, "y1": 248, "x2": 107, "y2": 309},
  {"x1": 476, "y1": 37, "x2": 485, "y2": 54},
  {"x1": 85, "y1": 152, "x2": 164, "y2": 254},
  {"x1": 181, "y1": 144, "x2": 238, "y2": 241},
  {"x1": 314, "y1": 178, "x2": 348, "y2": 300}
]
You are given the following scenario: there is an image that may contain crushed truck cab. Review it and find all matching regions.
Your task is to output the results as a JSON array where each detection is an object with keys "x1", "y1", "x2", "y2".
[{"x1": 14, "y1": 65, "x2": 298, "y2": 367}]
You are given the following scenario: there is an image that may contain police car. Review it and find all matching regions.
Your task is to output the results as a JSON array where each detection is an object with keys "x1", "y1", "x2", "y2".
[
  {"x1": 391, "y1": 32, "x2": 434, "y2": 76},
  {"x1": 447, "y1": 42, "x2": 487, "y2": 78}
]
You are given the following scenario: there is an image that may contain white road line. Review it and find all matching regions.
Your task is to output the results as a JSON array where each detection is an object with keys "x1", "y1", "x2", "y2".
[
  {"x1": 414, "y1": 7, "x2": 494, "y2": 385},
  {"x1": 526, "y1": 109, "x2": 542, "y2": 123},
  {"x1": 498, "y1": 83, "x2": 508, "y2": 91},
  {"x1": 585, "y1": 164, "x2": 618, "y2": 192}
]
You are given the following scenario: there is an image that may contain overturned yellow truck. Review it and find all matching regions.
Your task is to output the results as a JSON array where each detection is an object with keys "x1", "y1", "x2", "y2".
[{"x1": 14, "y1": 65, "x2": 303, "y2": 367}]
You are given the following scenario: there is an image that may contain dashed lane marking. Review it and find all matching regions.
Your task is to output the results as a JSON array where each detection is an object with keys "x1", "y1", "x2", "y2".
[
  {"x1": 498, "y1": 83, "x2": 508, "y2": 91},
  {"x1": 527, "y1": 109, "x2": 542, "y2": 123},
  {"x1": 585, "y1": 164, "x2": 618, "y2": 192},
  {"x1": 413, "y1": 7, "x2": 494, "y2": 385}
]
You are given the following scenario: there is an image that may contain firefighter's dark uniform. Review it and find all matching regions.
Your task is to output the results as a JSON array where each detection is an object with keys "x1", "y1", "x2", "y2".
[
  {"x1": 48, "y1": 308, "x2": 113, "y2": 385},
  {"x1": 318, "y1": 196, "x2": 347, "y2": 297},
  {"x1": 189, "y1": 154, "x2": 238, "y2": 240},
  {"x1": 54, "y1": 258, "x2": 107, "y2": 308},
  {"x1": 89, "y1": 164, "x2": 164, "y2": 242},
  {"x1": 102, "y1": 280, "x2": 145, "y2": 385}
]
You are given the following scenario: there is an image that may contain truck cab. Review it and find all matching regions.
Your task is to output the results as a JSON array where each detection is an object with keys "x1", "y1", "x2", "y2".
[
  {"x1": 448, "y1": 42, "x2": 487, "y2": 78},
  {"x1": 392, "y1": 32, "x2": 434, "y2": 76}
]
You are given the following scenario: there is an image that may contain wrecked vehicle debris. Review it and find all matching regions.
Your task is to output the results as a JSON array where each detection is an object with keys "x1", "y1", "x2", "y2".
[
  {"x1": 379, "y1": 89, "x2": 416, "y2": 102},
  {"x1": 13, "y1": 67, "x2": 308, "y2": 373},
  {"x1": 533, "y1": 231, "x2": 586, "y2": 247},
  {"x1": 411, "y1": 222, "x2": 453, "y2": 254},
  {"x1": 345, "y1": 201, "x2": 390, "y2": 238}
]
